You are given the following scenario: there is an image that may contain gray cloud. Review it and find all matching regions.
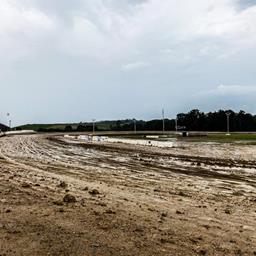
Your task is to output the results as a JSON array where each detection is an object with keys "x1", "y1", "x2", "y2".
[
  {"x1": 190, "y1": 84, "x2": 256, "y2": 114},
  {"x1": 238, "y1": 0, "x2": 256, "y2": 8},
  {"x1": 0, "y1": 0, "x2": 256, "y2": 125}
]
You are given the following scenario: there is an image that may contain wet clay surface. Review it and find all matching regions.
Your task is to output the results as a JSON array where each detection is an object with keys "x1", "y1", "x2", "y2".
[{"x1": 0, "y1": 135, "x2": 255, "y2": 255}]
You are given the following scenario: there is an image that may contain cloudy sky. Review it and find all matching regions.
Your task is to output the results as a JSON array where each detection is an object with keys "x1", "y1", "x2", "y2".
[{"x1": 0, "y1": 0, "x2": 256, "y2": 125}]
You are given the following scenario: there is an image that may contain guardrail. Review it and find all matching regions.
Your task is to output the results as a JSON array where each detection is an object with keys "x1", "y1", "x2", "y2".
[{"x1": 5, "y1": 130, "x2": 36, "y2": 136}]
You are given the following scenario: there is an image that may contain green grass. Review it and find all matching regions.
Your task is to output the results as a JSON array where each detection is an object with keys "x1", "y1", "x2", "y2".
[
  {"x1": 210, "y1": 133, "x2": 256, "y2": 140},
  {"x1": 176, "y1": 133, "x2": 256, "y2": 144},
  {"x1": 114, "y1": 133, "x2": 256, "y2": 144},
  {"x1": 17, "y1": 122, "x2": 113, "y2": 132},
  {"x1": 17, "y1": 123, "x2": 76, "y2": 131}
]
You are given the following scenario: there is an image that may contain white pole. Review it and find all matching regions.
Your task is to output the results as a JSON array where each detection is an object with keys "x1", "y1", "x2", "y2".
[
  {"x1": 6, "y1": 113, "x2": 10, "y2": 130},
  {"x1": 162, "y1": 108, "x2": 165, "y2": 134},
  {"x1": 134, "y1": 119, "x2": 136, "y2": 134},
  {"x1": 227, "y1": 115, "x2": 229, "y2": 134},
  {"x1": 226, "y1": 112, "x2": 231, "y2": 135},
  {"x1": 175, "y1": 116, "x2": 178, "y2": 133},
  {"x1": 92, "y1": 119, "x2": 95, "y2": 134},
  {"x1": 6, "y1": 113, "x2": 10, "y2": 127}
]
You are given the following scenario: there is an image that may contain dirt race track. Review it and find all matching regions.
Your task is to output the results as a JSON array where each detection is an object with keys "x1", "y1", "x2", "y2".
[{"x1": 0, "y1": 134, "x2": 255, "y2": 256}]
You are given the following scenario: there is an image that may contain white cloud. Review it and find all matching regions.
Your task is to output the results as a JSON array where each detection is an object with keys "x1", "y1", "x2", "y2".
[
  {"x1": 1, "y1": 0, "x2": 256, "y2": 63},
  {"x1": 0, "y1": 1, "x2": 55, "y2": 32},
  {"x1": 121, "y1": 61, "x2": 150, "y2": 71},
  {"x1": 198, "y1": 84, "x2": 256, "y2": 96},
  {"x1": 59, "y1": 16, "x2": 106, "y2": 58},
  {"x1": 189, "y1": 83, "x2": 256, "y2": 114},
  {"x1": 0, "y1": 0, "x2": 56, "y2": 63},
  {"x1": 195, "y1": 3, "x2": 256, "y2": 48},
  {"x1": 55, "y1": 0, "x2": 256, "y2": 62},
  {"x1": 1, "y1": 0, "x2": 256, "y2": 124}
]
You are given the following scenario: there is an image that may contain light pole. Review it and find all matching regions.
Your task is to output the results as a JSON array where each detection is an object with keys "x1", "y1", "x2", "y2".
[
  {"x1": 196, "y1": 114, "x2": 200, "y2": 131},
  {"x1": 7, "y1": 113, "x2": 10, "y2": 130},
  {"x1": 162, "y1": 108, "x2": 165, "y2": 134},
  {"x1": 226, "y1": 112, "x2": 231, "y2": 135},
  {"x1": 133, "y1": 119, "x2": 137, "y2": 134},
  {"x1": 92, "y1": 119, "x2": 95, "y2": 135},
  {"x1": 175, "y1": 115, "x2": 178, "y2": 133}
]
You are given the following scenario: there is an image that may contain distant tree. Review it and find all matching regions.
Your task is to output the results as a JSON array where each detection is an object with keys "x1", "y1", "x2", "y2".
[
  {"x1": 64, "y1": 125, "x2": 73, "y2": 132},
  {"x1": 174, "y1": 109, "x2": 256, "y2": 132},
  {"x1": 20, "y1": 109, "x2": 256, "y2": 133},
  {"x1": 76, "y1": 124, "x2": 87, "y2": 132},
  {"x1": 115, "y1": 120, "x2": 121, "y2": 131}
]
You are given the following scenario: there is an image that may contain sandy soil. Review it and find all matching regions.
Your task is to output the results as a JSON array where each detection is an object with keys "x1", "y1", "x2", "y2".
[{"x1": 0, "y1": 134, "x2": 255, "y2": 256}]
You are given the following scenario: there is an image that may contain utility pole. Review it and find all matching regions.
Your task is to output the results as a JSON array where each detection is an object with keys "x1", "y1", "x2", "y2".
[
  {"x1": 175, "y1": 115, "x2": 178, "y2": 133},
  {"x1": 92, "y1": 119, "x2": 95, "y2": 135},
  {"x1": 226, "y1": 112, "x2": 231, "y2": 135},
  {"x1": 7, "y1": 113, "x2": 10, "y2": 130},
  {"x1": 162, "y1": 108, "x2": 165, "y2": 134},
  {"x1": 133, "y1": 119, "x2": 137, "y2": 134}
]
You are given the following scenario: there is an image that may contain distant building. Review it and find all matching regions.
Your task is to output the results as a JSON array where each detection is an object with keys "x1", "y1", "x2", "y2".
[{"x1": 0, "y1": 123, "x2": 9, "y2": 132}]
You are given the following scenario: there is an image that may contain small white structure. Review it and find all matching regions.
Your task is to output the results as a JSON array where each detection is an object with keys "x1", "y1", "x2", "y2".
[
  {"x1": 64, "y1": 134, "x2": 174, "y2": 148},
  {"x1": 106, "y1": 137, "x2": 175, "y2": 148},
  {"x1": 5, "y1": 130, "x2": 36, "y2": 136},
  {"x1": 77, "y1": 135, "x2": 108, "y2": 142},
  {"x1": 64, "y1": 134, "x2": 76, "y2": 139},
  {"x1": 78, "y1": 135, "x2": 91, "y2": 141}
]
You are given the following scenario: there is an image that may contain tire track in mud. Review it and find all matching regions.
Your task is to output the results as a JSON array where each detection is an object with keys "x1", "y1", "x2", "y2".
[
  {"x1": 49, "y1": 136, "x2": 256, "y2": 188},
  {"x1": 55, "y1": 137, "x2": 256, "y2": 168},
  {"x1": 1, "y1": 134, "x2": 256, "y2": 256},
  {"x1": 1, "y1": 135, "x2": 256, "y2": 195},
  {"x1": 0, "y1": 136, "x2": 98, "y2": 189}
]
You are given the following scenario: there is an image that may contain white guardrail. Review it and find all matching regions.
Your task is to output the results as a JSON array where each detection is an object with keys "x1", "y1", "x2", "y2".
[
  {"x1": 64, "y1": 134, "x2": 176, "y2": 148},
  {"x1": 0, "y1": 130, "x2": 36, "y2": 137}
]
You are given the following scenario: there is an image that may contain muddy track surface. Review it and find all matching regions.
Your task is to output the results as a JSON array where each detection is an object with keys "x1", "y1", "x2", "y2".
[{"x1": 0, "y1": 135, "x2": 256, "y2": 256}]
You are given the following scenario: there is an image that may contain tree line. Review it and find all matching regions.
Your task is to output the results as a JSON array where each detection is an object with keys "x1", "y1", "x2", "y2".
[
  {"x1": 109, "y1": 109, "x2": 256, "y2": 132},
  {"x1": 32, "y1": 109, "x2": 256, "y2": 132}
]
